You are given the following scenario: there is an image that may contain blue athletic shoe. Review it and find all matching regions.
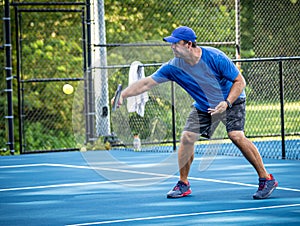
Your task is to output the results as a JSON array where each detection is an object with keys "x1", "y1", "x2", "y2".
[
  {"x1": 253, "y1": 174, "x2": 278, "y2": 199},
  {"x1": 167, "y1": 180, "x2": 192, "y2": 198}
]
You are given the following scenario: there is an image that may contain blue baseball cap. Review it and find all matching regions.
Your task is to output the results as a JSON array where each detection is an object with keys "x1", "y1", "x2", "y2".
[{"x1": 163, "y1": 26, "x2": 197, "y2": 43}]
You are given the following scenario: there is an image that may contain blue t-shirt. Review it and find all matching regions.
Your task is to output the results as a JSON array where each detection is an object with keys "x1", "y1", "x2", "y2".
[{"x1": 151, "y1": 46, "x2": 246, "y2": 112}]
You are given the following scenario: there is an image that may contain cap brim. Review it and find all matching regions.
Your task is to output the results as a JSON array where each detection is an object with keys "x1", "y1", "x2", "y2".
[{"x1": 163, "y1": 36, "x2": 181, "y2": 43}]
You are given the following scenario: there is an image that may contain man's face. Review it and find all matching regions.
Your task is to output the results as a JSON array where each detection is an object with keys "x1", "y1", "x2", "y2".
[{"x1": 171, "y1": 40, "x2": 189, "y2": 58}]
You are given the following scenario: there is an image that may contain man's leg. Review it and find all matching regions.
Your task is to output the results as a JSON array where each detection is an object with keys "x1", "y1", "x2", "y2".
[
  {"x1": 166, "y1": 131, "x2": 198, "y2": 198},
  {"x1": 228, "y1": 131, "x2": 268, "y2": 178},
  {"x1": 178, "y1": 131, "x2": 199, "y2": 183},
  {"x1": 228, "y1": 130, "x2": 278, "y2": 199},
  {"x1": 167, "y1": 107, "x2": 209, "y2": 198}
]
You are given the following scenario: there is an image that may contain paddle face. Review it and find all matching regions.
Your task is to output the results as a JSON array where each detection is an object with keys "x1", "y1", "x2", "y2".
[{"x1": 112, "y1": 84, "x2": 122, "y2": 111}]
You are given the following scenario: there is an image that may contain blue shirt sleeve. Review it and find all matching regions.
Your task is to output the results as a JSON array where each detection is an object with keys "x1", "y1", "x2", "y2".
[
  {"x1": 151, "y1": 63, "x2": 171, "y2": 83},
  {"x1": 216, "y1": 52, "x2": 240, "y2": 82}
]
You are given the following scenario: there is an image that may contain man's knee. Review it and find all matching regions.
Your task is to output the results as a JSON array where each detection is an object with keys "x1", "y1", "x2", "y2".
[
  {"x1": 228, "y1": 131, "x2": 245, "y2": 144},
  {"x1": 180, "y1": 131, "x2": 199, "y2": 145}
]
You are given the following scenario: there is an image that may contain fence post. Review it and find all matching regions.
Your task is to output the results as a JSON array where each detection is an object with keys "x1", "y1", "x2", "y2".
[
  {"x1": 235, "y1": 0, "x2": 241, "y2": 70},
  {"x1": 86, "y1": 0, "x2": 95, "y2": 143},
  {"x1": 279, "y1": 61, "x2": 286, "y2": 159},
  {"x1": 171, "y1": 82, "x2": 176, "y2": 151},
  {"x1": 82, "y1": 7, "x2": 89, "y2": 145},
  {"x1": 15, "y1": 6, "x2": 24, "y2": 154},
  {"x1": 4, "y1": 0, "x2": 15, "y2": 155},
  {"x1": 94, "y1": 0, "x2": 110, "y2": 137}
]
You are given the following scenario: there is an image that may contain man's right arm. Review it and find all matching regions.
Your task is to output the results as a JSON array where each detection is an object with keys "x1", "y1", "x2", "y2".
[{"x1": 119, "y1": 77, "x2": 159, "y2": 105}]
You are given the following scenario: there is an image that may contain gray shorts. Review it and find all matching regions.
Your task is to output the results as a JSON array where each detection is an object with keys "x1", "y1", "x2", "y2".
[{"x1": 183, "y1": 98, "x2": 246, "y2": 139}]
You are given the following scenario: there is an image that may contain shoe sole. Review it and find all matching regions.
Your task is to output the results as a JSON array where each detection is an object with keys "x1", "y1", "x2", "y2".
[
  {"x1": 253, "y1": 182, "x2": 278, "y2": 199},
  {"x1": 167, "y1": 189, "x2": 192, "y2": 198}
]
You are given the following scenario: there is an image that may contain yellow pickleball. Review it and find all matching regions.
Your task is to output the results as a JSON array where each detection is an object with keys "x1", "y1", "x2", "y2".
[{"x1": 63, "y1": 84, "x2": 74, "y2": 95}]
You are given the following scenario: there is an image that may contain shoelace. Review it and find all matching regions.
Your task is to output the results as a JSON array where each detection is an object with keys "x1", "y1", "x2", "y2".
[
  {"x1": 174, "y1": 181, "x2": 187, "y2": 191},
  {"x1": 258, "y1": 179, "x2": 267, "y2": 190},
  {"x1": 174, "y1": 185, "x2": 180, "y2": 191}
]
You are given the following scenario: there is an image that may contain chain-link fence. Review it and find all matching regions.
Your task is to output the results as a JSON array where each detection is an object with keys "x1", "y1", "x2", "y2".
[
  {"x1": 13, "y1": 2, "x2": 86, "y2": 153},
  {"x1": 253, "y1": 0, "x2": 299, "y2": 57},
  {"x1": 99, "y1": 0, "x2": 239, "y2": 146},
  {"x1": 1, "y1": 0, "x2": 299, "y2": 158},
  {"x1": 102, "y1": 0, "x2": 300, "y2": 160}
]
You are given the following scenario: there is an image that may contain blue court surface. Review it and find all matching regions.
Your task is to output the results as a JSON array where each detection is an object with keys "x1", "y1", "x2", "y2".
[{"x1": 1, "y1": 150, "x2": 300, "y2": 226}]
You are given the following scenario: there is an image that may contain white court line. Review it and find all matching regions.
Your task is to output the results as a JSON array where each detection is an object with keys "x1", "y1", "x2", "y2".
[
  {"x1": 1, "y1": 163, "x2": 300, "y2": 193},
  {"x1": 0, "y1": 177, "x2": 168, "y2": 192},
  {"x1": 66, "y1": 203, "x2": 300, "y2": 226},
  {"x1": 0, "y1": 163, "x2": 48, "y2": 169}
]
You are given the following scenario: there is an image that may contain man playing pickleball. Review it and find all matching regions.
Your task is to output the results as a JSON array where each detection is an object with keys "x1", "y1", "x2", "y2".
[{"x1": 114, "y1": 26, "x2": 278, "y2": 199}]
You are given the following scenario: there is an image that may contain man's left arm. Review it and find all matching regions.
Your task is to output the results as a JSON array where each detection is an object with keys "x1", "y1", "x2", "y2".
[
  {"x1": 208, "y1": 73, "x2": 246, "y2": 115},
  {"x1": 226, "y1": 73, "x2": 246, "y2": 105}
]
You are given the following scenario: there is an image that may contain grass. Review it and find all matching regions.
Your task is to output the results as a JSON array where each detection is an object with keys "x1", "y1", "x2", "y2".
[{"x1": 246, "y1": 101, "x2": 300, "y2": 137}]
